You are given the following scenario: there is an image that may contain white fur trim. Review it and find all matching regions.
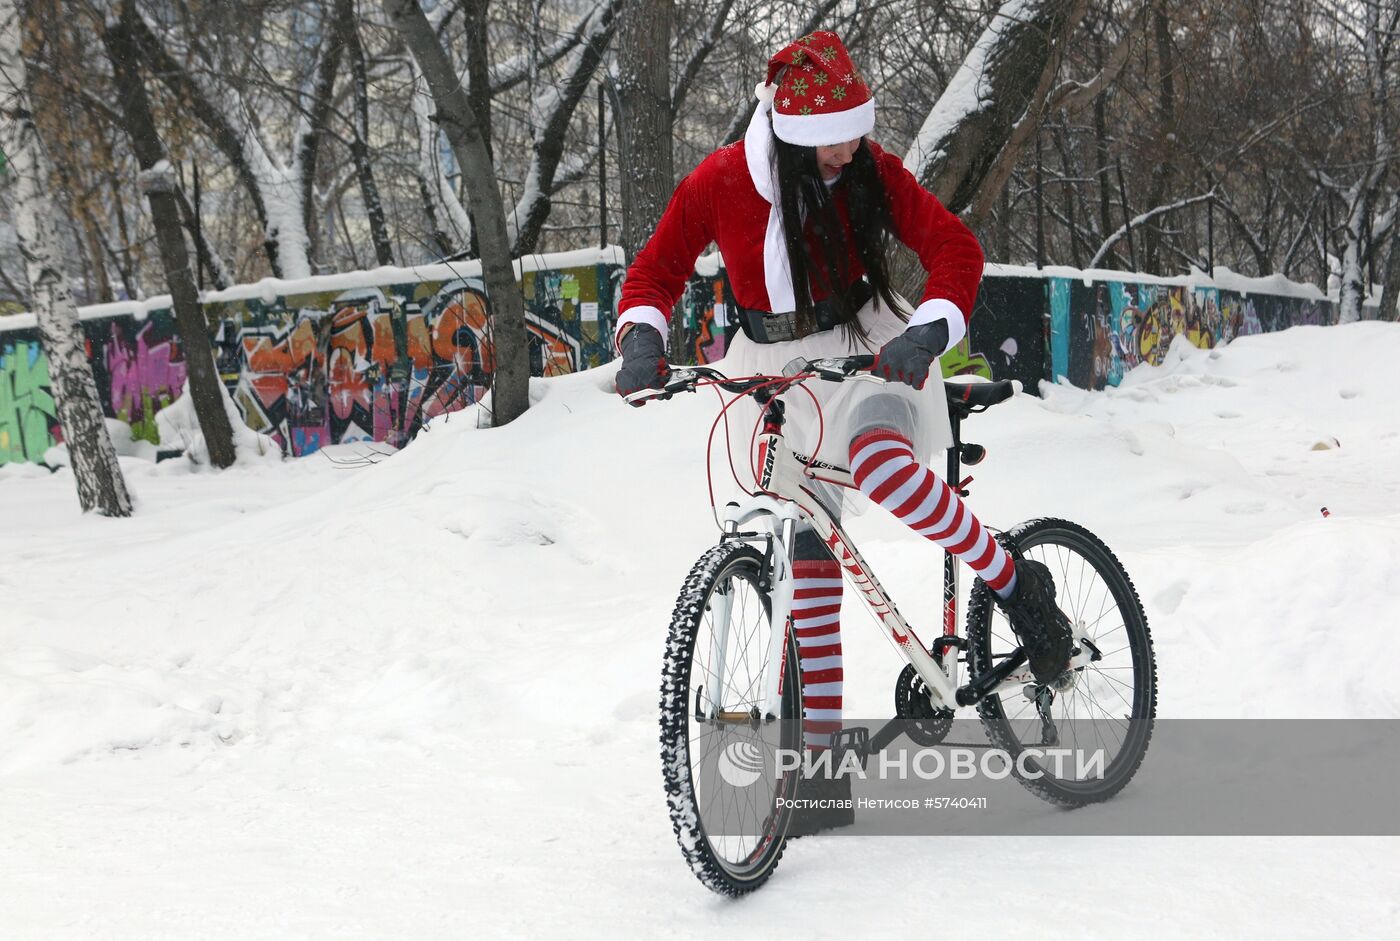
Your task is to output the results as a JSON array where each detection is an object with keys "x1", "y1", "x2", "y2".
[
  {"x1": 907, "y1": 297, "x2": 966, "y2": 353},
  {"x1": 615, "y1": 305, "x2": 669, "y2": 352},
  {"x1": 742, "y1": 101, "x2": 795, "y2": 312},
  {"x1": 771, "y1": 96, "x2": 875, "y2": 147},
  {"x1": 754, "y1": 81, "x2": 776, "y2": 104}
]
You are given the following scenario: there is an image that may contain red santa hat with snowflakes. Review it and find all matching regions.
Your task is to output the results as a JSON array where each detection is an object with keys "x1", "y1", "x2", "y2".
[
  {"x1": 756, "y1": 31, "x2": 875, "y2": 146},
  {"x1": 743, "y1": 31, "x2": 876, "y2": 313}
]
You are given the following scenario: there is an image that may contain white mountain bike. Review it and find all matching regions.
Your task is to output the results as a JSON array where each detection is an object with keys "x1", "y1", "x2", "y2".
[{"x1": 633, "y1": 356, "x2": 1156, "y2": 896}]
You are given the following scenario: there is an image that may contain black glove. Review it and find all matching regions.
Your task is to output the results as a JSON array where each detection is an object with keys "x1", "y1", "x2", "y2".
[
  {"x1": 614, "y1": 323, "x2": 669, "y2": 404},
  {"x1": 872, "y1": 319, "x2": 950, "y2": 390}
]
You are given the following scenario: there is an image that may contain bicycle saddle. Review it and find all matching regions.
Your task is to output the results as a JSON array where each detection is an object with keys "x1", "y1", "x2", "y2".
[{"x1": 944, "y1": 379, "x2": 1018, "y2": 415}]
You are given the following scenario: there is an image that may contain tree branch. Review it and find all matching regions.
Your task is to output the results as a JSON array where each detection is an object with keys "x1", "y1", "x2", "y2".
[{"x1": 1090, "y1": 191, "x2": 1216, "y2": 268}]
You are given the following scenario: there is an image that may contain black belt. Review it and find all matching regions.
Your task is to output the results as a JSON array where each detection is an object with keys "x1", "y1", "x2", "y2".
[{"x1": 735, "y1": 278, "x2": 875, "y2": 344}]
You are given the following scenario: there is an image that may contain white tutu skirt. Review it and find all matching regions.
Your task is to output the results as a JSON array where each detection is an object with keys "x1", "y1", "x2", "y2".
[{"x1": 710, "y1": 291, "x2": 953, "y2": 510}]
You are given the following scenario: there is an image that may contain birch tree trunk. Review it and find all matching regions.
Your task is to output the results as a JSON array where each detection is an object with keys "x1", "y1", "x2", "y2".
[
  {"x1": 105, "y1": 2, "x2": 236, "y2": 468},
  {"x1": 0, "y1": 0, "x2": 131, "y2": 514},
  {"x1": 383, "y1": 0, "x2": 530, "y2": 426}
]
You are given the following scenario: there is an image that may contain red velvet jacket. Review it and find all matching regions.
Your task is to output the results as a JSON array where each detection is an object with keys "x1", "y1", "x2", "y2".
[{"x1": 616, "y1": 138, "x2": 983, "y2": 349}]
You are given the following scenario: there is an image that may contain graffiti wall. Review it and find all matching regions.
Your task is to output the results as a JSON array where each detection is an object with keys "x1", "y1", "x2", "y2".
[
  {"x1": 672, "y1": 266, "x2": 1337, "y2": 394},
  {"x1": 1046, "y1": 277, "x2": 1336, "y2": 390},
  {"x1": 0, "y1": 251, "x2": 1349, "y2": 467},
  {"x1": 673, "y1": 273, "x2": 739, "y2": 366},
  {"x1": 0, "y1": 338, "x2": 58, "y2": 463},
  {"x1": 0, "y1": 257, "x2": 621, "y2": 464}
]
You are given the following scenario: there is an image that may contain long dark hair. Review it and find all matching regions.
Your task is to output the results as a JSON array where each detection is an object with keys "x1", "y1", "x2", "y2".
[{"x1": 772, "y1": 130, "x2": 905, "y2": 346}]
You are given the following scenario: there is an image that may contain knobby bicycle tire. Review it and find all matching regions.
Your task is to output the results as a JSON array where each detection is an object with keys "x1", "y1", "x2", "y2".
[
  {"x1": 965, "y1": 518, "x2": 1157, "y2": 807},
  {"x1": 659, "y1": 542, "x2": 804, "y2": 896}
]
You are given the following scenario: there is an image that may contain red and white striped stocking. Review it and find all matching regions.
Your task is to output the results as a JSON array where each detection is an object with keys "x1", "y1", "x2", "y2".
[
  {"x1": 848, "y1": 428, "x2": 1016, "y2": 596},
  {"x1": 791, "y1": 558, "x2": 843, "y2": 751}
]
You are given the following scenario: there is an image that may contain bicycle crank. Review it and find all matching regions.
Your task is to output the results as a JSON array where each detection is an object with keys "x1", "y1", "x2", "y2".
[{"x1": 893, "y1": 662, "x2": 955, "y2": 745}]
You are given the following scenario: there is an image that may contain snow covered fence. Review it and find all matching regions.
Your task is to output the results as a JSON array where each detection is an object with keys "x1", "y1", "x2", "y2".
[
  {"x1": 0, "y1": 246, "x2": 1366, "y2": 467},
  {"x1": 0, "y1": 249, "x2": 624, "y2": 465}
]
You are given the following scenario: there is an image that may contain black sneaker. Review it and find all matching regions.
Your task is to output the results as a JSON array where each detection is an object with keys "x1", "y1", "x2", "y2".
[
  {"x1": 990, "y1": 558, "x2": 1074, "y2": 684},
  {"x1": 788, "y1": 761, "x2": 855, "y2": 838}
]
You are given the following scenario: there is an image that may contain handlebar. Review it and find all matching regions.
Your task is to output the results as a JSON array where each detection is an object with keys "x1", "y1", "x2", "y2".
[{"x1": 623, "y1": 354, "x2": 880, "y2": 405}]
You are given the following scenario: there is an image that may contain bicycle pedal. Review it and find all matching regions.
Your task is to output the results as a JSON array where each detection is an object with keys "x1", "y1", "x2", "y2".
[{"x1": 831, "y1": 726, "x2": 871, "y2": 768}]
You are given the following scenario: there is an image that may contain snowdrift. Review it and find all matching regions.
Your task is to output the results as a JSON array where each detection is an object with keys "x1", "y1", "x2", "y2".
[{"x1": 1, "y1": 322, "x2": 1397, "y2": 935}]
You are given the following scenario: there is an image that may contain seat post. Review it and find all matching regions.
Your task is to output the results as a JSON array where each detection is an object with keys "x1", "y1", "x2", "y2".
[{"x1": 946, "y1": 411, "x2": 962, "y2": 485}]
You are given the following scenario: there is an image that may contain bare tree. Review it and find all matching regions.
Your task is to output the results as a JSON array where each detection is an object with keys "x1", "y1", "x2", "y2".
[
  {"x1": 1324, "y1": 0, "x2": 1396, "y2": 322},
  {"x1": 383, "y1": 0, "x2": 531, "y2": 425},
  {"x1": 614, "y1": 0, "x2": 675, "y2": 262},
  {"x1": 0, "y1": 0, "x2": 131, "y2": 513},
  {"x1": 122, "y1": 3, "x2": 344, "y2": 279},
  {"x1": 104, "y1": 0, "x2": 236, "y2": 468},
  {"x1": 904, "y1": 0, "x2": 1091, "y2": 216},
  {"x1": 336, "y1": 0, "x2": 395, "y2": 266},
  {"x1": 508, "y1": 0, "x2": 621, "y2": 254}
]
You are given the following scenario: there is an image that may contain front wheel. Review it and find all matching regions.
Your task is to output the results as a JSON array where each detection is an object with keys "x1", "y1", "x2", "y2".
[
  {"x1": 966, "y1": 518, "x2": 1156, "y2": 806},
  {"x1": 659, "y1": 542, "x2": 804, "y2": 896}
]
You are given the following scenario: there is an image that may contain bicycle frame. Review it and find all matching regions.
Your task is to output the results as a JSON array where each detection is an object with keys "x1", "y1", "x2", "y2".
[
  {"x1": 713, "y1": 381, "x2": 1075, "y2": 726},
  {"x1": 724, "y1": 420, "x2": 968, "y2": 721}
]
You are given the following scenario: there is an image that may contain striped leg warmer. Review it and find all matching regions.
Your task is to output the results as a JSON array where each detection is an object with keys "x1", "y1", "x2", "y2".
[
  {"x1": 792, "y1": 558, "x2": 843, "y2": 751},
  {"x1": 848, "y1": 428, "x2": 1017, "y2": 597}
]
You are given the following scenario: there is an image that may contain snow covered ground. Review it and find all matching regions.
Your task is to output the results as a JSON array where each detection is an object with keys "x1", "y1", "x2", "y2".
[{"x1": 2, "y1": 322, "x2": 1398, "y2": 937}]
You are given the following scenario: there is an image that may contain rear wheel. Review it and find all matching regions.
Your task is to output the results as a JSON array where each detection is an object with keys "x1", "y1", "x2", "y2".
[
  {"x1": 966, "y1": 518, "x2": 1156, "y2": 806},
  {"x1": 659, "y1": 542, "x2": 804, "y2": 896}
]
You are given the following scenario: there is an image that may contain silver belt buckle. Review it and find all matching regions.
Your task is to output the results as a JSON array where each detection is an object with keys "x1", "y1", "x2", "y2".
[{"x1": 761, "y1": 311, "x2": 798, "y2": 342}]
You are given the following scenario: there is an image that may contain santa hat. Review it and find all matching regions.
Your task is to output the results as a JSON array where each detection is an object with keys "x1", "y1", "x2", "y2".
[
  {"x1": 756, "y1": 31, "x2": 875, "y2": 146},
  {"x1": 743, "y1": 31, "x2": 875, "y2": 313}
]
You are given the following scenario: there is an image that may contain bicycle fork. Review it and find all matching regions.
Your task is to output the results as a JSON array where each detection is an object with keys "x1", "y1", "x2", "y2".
[{"x1": 706, "y1": 500, "x2": 799, "y2": 724}]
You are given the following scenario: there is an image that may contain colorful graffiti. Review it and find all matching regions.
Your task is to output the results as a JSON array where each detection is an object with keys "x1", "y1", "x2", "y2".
[
  {"x1": 0, "y1": 259, "x2": 1347, "y2": 466},
  {"x1": 222, "y1": 275, "x2": 610, "y2": 455},
  {"x1": 98, "y1": 316, "x2": 187, "y2": 443},
  {"x1": 0, "y1": 261, "x2": 620, "y2": 464},
  {"x1": 0, "y1": 339, "x2": 59, "y2": 463},
  {"x1": 521, "y1": 264, "x2": 617, "y2": 371},
  {"x1": 676, "y1": 275, "x2": 737, "y2": 365},
  {"x1": 1049, "y1": 278, "x2": 1338, "y2": 390}
]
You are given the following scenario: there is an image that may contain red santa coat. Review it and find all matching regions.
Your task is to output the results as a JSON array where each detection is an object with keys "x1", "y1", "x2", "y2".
[{"x1": 616, "y1": 137, "x2": 984, "y2": 351}]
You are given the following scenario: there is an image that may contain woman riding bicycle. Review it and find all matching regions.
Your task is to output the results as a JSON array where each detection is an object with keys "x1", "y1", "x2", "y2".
[{"x1": 615, "y1": 31, "x2": 1073, "y2": 832}]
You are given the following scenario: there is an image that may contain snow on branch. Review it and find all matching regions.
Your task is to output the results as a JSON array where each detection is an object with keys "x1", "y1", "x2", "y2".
[
  {"x1": 489, "y1": 14, "x2": 593, "y2": 94},
  {"x1": 506, "y1": 0, "x2": 621, "y2": 255},
  {"x1": 671, "y1": 0, "x2": 737, "y2": 116},
  {"x1": 1090, "y1": 191, "x2": 1217, "y2": 268},
  {"x1": 905, "y1": 0, "x2": 1040, "y2": 179}
]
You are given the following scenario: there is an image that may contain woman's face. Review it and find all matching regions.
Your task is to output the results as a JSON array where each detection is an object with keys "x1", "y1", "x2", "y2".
[{"x1": 814, "y1": 138, "x2": 861, "y2": 180}]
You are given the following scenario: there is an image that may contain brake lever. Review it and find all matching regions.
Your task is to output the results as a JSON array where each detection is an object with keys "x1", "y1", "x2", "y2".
[{"x1": 623, "y1": 387, "x2": 672, "y2": 405}]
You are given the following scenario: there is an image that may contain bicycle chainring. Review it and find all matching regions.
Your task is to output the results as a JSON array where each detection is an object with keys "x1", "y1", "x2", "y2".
[{"x1": 893, "y1": 662, "x2": 955, "y2": 746}]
